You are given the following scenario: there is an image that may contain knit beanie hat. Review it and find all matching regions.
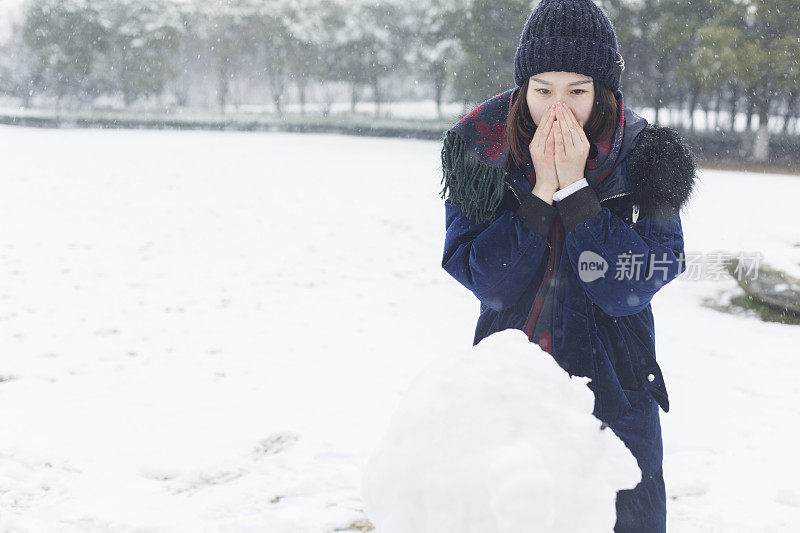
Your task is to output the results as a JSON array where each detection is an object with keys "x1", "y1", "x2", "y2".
[{"x1": 513, "y1": 0, "x2": 625, "y2": 92}]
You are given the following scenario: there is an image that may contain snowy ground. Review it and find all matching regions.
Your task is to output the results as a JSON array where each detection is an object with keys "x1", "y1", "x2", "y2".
[{"x1": 0, "y1": 124, "x2": 799, "y2": 531}]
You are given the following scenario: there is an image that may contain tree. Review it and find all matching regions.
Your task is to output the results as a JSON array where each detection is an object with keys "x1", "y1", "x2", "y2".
[
  {"x1": 241, "y1": 0, "x2": 295, "y2": 118},
  {"x1": 338, "y1": 0, "x2": 408, "y2": 117},
  {"x1": 92, "y1": 0, "x2": 184, "y2": 109},
  {"x1": 22, "y1": 0, "x2": 109, "y2": 115},
  {"x1": 448, "y1": 0, "x2": 530, "y2": 106},
  {"x1": 281, "y1": 0, "x2": 324, "y2": 116},
  {"x1": 0, "y1": 19, "x2": 39, "y2": 107},
  {"x1": 303, "y1": 0, "x2": 347, "y2": 117},
  {"x1": 404, "y1": 0, "x2": 465, "y2": 119},
  {"x1": 193, "y1": 0, "x2": 257, "y2": 114},
  {"x1": 732, "y1": 0, "x2": 800, "y2": 160}
]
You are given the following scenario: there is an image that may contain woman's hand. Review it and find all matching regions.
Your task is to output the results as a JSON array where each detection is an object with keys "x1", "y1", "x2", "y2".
[
  {"x1": 528, "y1": 104, "x2": 559, "y2": 203},
  {"x1": 553, "y1": 102, "x2": 590, "y2": 190}
]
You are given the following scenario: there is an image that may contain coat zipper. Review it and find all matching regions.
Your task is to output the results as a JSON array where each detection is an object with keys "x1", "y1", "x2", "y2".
[
  {"x1": 504, "y1": 179, "x2": 522, "y2": 203},
  {"x1": 599, "y1": 191, "x2": 631, "y2": 203},
  {"x1": 600, "y1": 190, "x2": 639, "y2": 226}
]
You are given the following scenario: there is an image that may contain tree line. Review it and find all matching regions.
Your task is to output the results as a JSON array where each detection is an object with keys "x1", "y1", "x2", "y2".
[{"x1": 0, "y1": 0, "x2": 798, "y2": 158}]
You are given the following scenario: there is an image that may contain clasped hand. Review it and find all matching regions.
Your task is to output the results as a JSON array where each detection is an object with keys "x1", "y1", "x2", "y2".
[{"x1": 528, "y1": 102, "x2": 591, "y2": 194}]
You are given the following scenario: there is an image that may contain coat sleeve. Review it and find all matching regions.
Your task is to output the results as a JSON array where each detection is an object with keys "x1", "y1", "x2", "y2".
[
  {"x1": 555, "y1": 185, "x2": 686, "y2": 317},
  {"x1": 442, "y1": 192, "x2": 557, "y2": 312}
]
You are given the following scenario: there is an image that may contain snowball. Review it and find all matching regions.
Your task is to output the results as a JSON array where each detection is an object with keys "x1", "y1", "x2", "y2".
[{"x1": 361, "y1": 329, "x2": 640, "y2": 533}]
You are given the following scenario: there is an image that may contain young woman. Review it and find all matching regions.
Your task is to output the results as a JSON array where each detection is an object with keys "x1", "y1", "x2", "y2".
[{"x1": 438, "y1": 0, "x2": 697, "y2": 531}]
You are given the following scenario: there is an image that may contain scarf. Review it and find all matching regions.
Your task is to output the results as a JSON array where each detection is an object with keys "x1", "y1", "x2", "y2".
[{"x1": 440, "y1": 87, "x2": 627, "y2": 356}]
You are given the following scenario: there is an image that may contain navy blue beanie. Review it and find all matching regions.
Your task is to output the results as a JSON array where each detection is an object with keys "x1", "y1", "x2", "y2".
[{"x1": 513, "y1": 0, "x2": 624, "y2": 92}]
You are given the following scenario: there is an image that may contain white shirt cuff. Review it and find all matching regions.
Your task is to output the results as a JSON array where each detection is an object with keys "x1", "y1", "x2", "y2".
[{"x1": 552, "y1": 178, "x2": 589, "y2": 202}]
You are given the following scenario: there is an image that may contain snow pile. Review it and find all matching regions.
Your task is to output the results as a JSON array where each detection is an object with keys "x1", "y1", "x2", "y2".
[{"x1": 361, "y1": 329, "x2": 641, "y2": 533}]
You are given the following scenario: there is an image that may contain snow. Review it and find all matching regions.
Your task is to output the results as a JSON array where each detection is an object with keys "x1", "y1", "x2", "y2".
[
  {"x1": 361, "y1": 329, "x2": 640, "y2": 533},
  {"x1": 0, "y1": 124, "x2": 798, "y2": 531}
]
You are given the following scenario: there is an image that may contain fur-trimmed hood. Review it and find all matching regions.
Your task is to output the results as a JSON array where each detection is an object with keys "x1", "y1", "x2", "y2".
[{"x1": 439, "y1": 88, "x2": 697, "y2": 224}]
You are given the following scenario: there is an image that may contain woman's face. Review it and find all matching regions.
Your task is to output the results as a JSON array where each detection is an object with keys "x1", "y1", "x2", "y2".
[{"x1": 526, "y1": 71, "x2": 595, "y2": 128}]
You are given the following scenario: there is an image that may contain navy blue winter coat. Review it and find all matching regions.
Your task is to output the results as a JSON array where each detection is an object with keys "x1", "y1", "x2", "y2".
[{"x1": 440, "y1": 89, "x2": 697, "y2": 532}]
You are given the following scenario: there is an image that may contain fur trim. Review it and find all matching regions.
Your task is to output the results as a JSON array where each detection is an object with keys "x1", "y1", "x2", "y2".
[{"x1": 628, "y1": 124, "x2": 698, "y2": 223}]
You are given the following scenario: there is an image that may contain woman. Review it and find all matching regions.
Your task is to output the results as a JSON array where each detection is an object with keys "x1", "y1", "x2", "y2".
[{"x1": 438, "y1": 0, "x2": 697, "y2": 531}]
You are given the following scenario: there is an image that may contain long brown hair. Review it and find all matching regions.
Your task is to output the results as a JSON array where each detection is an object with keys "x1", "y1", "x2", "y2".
[{"x1": 506, "y1": 76, "x2": 619, "y2": 169}]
